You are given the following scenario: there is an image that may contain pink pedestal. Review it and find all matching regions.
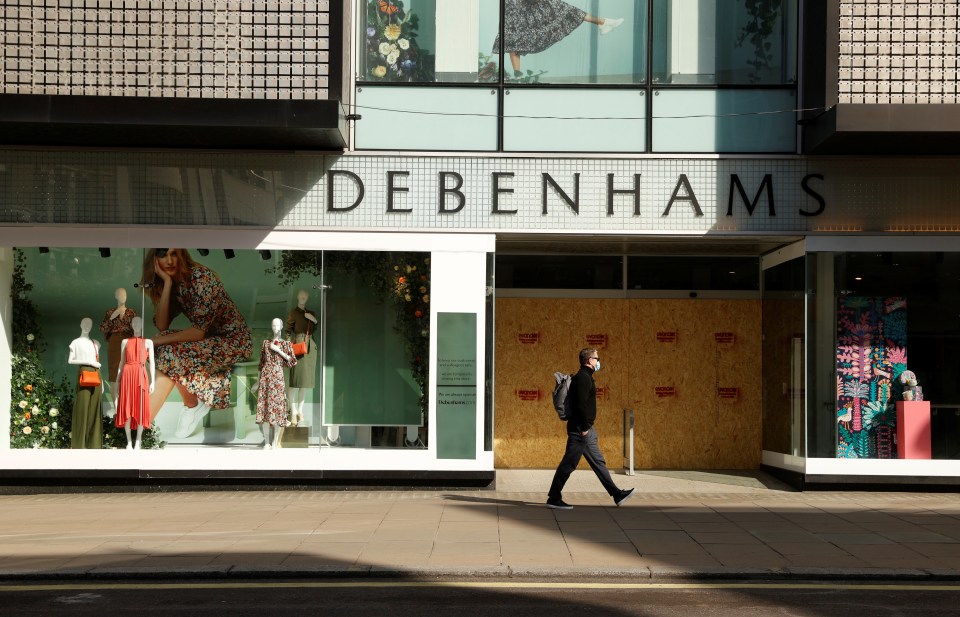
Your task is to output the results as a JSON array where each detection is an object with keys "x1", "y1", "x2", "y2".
[{"x1": 896, "y1": 401, "x2": 931, "y2": 459}]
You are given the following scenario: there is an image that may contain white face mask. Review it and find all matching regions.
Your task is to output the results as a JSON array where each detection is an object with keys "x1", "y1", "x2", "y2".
[{"x1": 593, "y1": 360, "x2": 601, "y2": 372}]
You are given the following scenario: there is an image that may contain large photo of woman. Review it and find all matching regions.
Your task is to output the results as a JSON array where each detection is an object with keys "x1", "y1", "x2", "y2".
[{"x1": 141, "y1": 249, "x2": 253, "y2": 440}]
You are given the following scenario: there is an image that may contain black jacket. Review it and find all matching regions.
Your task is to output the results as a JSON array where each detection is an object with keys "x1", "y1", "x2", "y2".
[{"x1": 567, "y1": 364, "x2": 597, "y2": 434}]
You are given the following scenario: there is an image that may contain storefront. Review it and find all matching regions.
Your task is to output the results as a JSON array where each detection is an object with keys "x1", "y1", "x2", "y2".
[{"x1": 2, "y1": 150, "x2": 960, "y2": 487}]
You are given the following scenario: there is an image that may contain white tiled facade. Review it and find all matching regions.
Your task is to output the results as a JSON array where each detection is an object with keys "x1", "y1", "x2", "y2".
[
  {"x1": 838, "y1": 0, "x2": 960, "y2": 104},
  {"x1": 0, "y1": 0, "x2": 332, "y2": 99}
]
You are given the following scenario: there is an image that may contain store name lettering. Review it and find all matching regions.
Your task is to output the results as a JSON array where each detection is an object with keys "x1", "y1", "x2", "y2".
[{"x1": 326, "y1": 171, "x2": 827, "y2": 217}]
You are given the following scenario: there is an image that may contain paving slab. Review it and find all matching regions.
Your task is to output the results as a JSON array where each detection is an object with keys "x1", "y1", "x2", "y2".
[{"x1": 0, "y1": 470, "x2": 959, "y2": 581}]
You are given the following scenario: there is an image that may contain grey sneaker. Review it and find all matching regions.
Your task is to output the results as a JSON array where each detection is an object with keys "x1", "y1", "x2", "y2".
[
  {"x1": 614, "y1": 488, "x2": 636, "y2": 506},
  {"x1": 546, "y1": 498, "x2": 573, "y2": 510}
]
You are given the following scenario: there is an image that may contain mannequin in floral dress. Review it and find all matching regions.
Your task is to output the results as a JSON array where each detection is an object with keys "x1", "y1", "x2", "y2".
[
  {"x1": 99, "y1": 287, "x2": 136, "y2": 401},
  {"x1": 114, "y1": 317, "x2": 156, "y2": 450},
  {"x1": 254, "y1": 318, "x2": 296, "y2": 449}
]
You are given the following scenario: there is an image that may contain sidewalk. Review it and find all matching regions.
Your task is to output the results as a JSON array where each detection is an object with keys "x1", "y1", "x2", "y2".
[{"x1": 1, "y1": 469, "x2": 959, "y2": 581}]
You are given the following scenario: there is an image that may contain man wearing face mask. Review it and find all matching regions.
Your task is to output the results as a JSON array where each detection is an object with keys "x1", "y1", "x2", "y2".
[{"x1": 546, "y1": 347, "x2": 635, "y2": 510}]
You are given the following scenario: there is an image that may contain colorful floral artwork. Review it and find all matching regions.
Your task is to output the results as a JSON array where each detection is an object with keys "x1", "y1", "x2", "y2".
[
  {"x1": 364, "y1": 0, "x2": 433, "y2": 82},
  {"x1": 836, "y1": 297, "x2": 907, "y2": 458}
]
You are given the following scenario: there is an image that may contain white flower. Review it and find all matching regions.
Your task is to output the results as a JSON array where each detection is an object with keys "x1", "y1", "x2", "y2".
[
  {"x1": 398, "y1": 38, "x2": 409, "y2": 50},
  {"x1": 26, "y1": 333, "x2": 34, "y2": 342},
  {"x1": 386, "y1": 50, "x2": 400, "y2": 64},
  {"x1": 18, "y1": 400, "x2": 27, "y2": 409},
  {"x1": 52, "y1": 422, "x2": 58, "y2": 429},
  {"x1": 31, "y1": 405, "x2": 39, "y2": 414},
  {"x1": 379, "y1": 42, "x2": 391, "y2": 55},
  {"x1": 41, "y1": 426, "x2": 50, "y2": 434},
  {"x1": 49, "y1": 408, "x2": 58, "y2": 417},
  {"x1": 22, "y1": 426, "x2": 32, "y2": 435}
]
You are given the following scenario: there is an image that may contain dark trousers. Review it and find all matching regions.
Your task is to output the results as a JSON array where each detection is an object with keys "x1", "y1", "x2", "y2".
[{"x1": 548, "y1": 427, "x2": 619, "y2": 499}]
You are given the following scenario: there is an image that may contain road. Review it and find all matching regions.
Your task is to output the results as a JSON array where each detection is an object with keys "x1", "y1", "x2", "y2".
[{"x1": 3, "y1": 579, "x2": 960, "y2": 616}]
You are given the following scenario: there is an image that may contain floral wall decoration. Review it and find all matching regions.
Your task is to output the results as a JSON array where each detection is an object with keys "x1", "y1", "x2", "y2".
[
  {"x1": 364, "y1": 0, "x2": 433, "y2": 82},
  {"x1": 271, "y1": 251, "x2": 431, "y2": 417},
  {"x1": 9, "y1": 249, "x2": 72, "y2": 449},
  {"x1": 836, "y1": 296, "x2": 907, "y2": 459}
]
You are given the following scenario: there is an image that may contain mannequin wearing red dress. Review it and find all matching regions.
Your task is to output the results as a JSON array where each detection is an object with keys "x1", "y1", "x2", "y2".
[{"x1": 114, "y1": 316, "x2": 156, "y2": 450}]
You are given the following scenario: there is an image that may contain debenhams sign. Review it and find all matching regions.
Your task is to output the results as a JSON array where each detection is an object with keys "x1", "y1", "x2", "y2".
[{"x1": 319, "y1": 159, "x2": 826, "y2": 232}]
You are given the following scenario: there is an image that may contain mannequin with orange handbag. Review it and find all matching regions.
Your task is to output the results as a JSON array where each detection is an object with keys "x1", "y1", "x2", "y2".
[
  {"x1": 284, "y1": 289, "x2": 318, "y2": 427},
  {"x1": 67, "y1": 317, "x2": 103, "y2": 449}
]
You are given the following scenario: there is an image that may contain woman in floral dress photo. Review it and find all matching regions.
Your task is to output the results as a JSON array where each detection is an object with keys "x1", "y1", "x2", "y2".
[
  {"x1": 140, "y1": 248, "x2": 253, "y2": 440},
  {"x1": 493, "y1": 0, "x2": 624, "y2": 76}
]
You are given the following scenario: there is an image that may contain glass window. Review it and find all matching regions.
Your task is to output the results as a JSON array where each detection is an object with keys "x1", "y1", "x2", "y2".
[
  {"x1": 627, "y1": 256, "x2": 759, "y2": 290},
  {"x1": 361, "y1": 0, "x2": 500, "y2": 83},
  {"x1": 7, "y1": 247, "x2": 431, "y2": 451},
  {"x1": 815, "y1": 252, "x2": 960, "y2": 460},
  {"x1": 355, "y1": 86, "x2": 499, "y2": 150},
  {"x1": 652, "y1": 89, "x2": 797, "y2": 153},
  {"x1": 503, "y1": 88, "x2": 646, "y2": 152},
  {"x1": 652, "y1": 0, "x2": 797, "y2": 85},
  {"x1": 360, "y1": 0, "x2": 648, "y2": 85},
  {"x1": 497, "y1": 0, "x2": 648, "y2": 85},
  {"x1": 496, "y1": 254, "x2": 623, "y2": 289}
]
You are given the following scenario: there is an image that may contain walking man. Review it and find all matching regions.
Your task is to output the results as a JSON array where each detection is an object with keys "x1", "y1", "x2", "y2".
[{"x1": 547, "y1": 347, "x2": 635, "y2": 510}]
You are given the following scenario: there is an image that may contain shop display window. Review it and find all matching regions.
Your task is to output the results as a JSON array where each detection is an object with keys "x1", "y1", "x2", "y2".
[
  {"x1": 8, "y1": 247, "x2": 431, "y2": 451},
  {"x1": 816, "y1": 252, "x2": 960, "y2": 460}
]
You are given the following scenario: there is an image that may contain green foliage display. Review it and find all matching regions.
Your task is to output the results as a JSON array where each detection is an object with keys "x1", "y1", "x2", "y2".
[
  {"x1": 101, "y1": 418, "x2": 166, "y2": 450},
  {"x1": 9, "y1": 249, "x2": 72, "y2": 448},
  {"x1": 271, "y1": 251, "x2": 431, "y2": 416}
]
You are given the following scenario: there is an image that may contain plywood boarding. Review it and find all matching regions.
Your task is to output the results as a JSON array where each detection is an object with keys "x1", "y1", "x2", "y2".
[{"x1": 495, "y1": 298, "x2": 761, "y2": 469}]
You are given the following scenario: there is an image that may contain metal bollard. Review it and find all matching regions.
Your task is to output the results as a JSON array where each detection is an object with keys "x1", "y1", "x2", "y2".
[{"x1": 622, "y1": 408, "x2": 635, "y2": 476}]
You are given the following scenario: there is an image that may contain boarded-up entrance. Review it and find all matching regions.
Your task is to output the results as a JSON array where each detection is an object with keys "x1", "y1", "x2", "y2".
[{"x1": 494, "y1": 298, "x2": 762, "y2": 469}]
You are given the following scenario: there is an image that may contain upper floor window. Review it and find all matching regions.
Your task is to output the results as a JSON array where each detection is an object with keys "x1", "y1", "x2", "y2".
[{"x1": 356, "y1": 0, "x2": 798, "y2": 153}]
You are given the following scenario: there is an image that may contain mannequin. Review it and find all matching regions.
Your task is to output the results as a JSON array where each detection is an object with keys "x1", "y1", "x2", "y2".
[
  {"x1": 99, "y1": 287, "x2": 136, "y2": 402},
  {"x1": 114, "y1": 317, "x2": 156, "y2": 450},
  {"x1": 254, "y1": 318, "x2": 297, "y2": 449},
  {"x1": 285, "y1": 289, "x2": 318, "y2": 427},
  {"x1": 67, "y1": 318, "x2": 103, "y2": 449}
]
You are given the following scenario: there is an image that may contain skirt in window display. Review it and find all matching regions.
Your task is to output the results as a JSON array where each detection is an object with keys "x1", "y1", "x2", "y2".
[
  {"x1": 492, "y1": 0, "x2": 587, "y2": 56},
  {"x1": 256, "y1": 340, "x2": 297, "y2": 426}
]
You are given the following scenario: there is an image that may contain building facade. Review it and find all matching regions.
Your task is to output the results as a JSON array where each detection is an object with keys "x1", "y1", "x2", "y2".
[{"x1": 1, "y1": 0, "x2": 958, "y2": 488}]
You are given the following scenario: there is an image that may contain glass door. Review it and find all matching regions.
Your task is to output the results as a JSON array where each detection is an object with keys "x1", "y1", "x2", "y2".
[{"x1": 761, "y1": 245, "x2": 805, "y2": 458}]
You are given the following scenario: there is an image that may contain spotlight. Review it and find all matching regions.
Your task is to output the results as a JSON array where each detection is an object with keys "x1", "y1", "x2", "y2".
[
  {"x1": 259, "y1": 250, "x2": 272, "y2": 261},
  {"x1": 224, "y1": 249, "x2": 235, "y2": 259},
  {"x1": 99, "y1": 248, "x2": 111, "y2": 258},
  {"x1": 197, "y1": 249, "x2": 209, "y2": 256},
  {"x1": 38, "y1": 247, "x2": 49, "y2": 254}
]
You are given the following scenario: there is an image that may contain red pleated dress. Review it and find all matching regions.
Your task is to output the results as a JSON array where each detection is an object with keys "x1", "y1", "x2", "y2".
[{"x1": 114, "y1": 337, "x2": 151, "y2": 429}]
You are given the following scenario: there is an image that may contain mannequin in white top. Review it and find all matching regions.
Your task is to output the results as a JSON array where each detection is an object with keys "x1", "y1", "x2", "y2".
[
  {"x1": 115, "y1": 317, "x2": 156, "y2": 450},
  {"x1": 287, "y1": 289, "x2": 318, "y2": 427},
  {"x1": 68, "y1": 318, "x2": 101, "y2": 369},
  {"x1": 67, "y1": 318, "x2": 103, "y2": 449}
]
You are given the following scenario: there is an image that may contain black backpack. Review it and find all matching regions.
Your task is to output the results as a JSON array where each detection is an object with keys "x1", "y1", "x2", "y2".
[{"x1": 552, "y1": 372, "x2": 573, "y2": 420}]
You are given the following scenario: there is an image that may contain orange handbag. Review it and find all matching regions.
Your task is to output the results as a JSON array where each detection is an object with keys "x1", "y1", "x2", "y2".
[
  {"x1": 292, "y1": 321, "x2": 310, "y2": 357},
  {"x1": 79, "y1": 370, "x2": 101, "y2": 387}
]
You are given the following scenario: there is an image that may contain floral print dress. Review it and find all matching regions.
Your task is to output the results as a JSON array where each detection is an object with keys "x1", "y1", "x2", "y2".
[
  {"x1": 492, "y1": 0, "x2": 586, "y2": 56},
  {"x1": 153, "y1": 264, "x2": 253, "y2": 409},
  {"x1": 99, "y1": 307, "x2": 136, "y2": 379},
  {"x1": 256, "y1": 339, "x2": 297, "y2": 426}
]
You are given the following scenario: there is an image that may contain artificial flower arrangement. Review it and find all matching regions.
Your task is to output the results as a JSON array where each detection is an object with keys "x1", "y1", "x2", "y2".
[{"x1": 364, "y1": 0, "x2": 433, "y2": 82}]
